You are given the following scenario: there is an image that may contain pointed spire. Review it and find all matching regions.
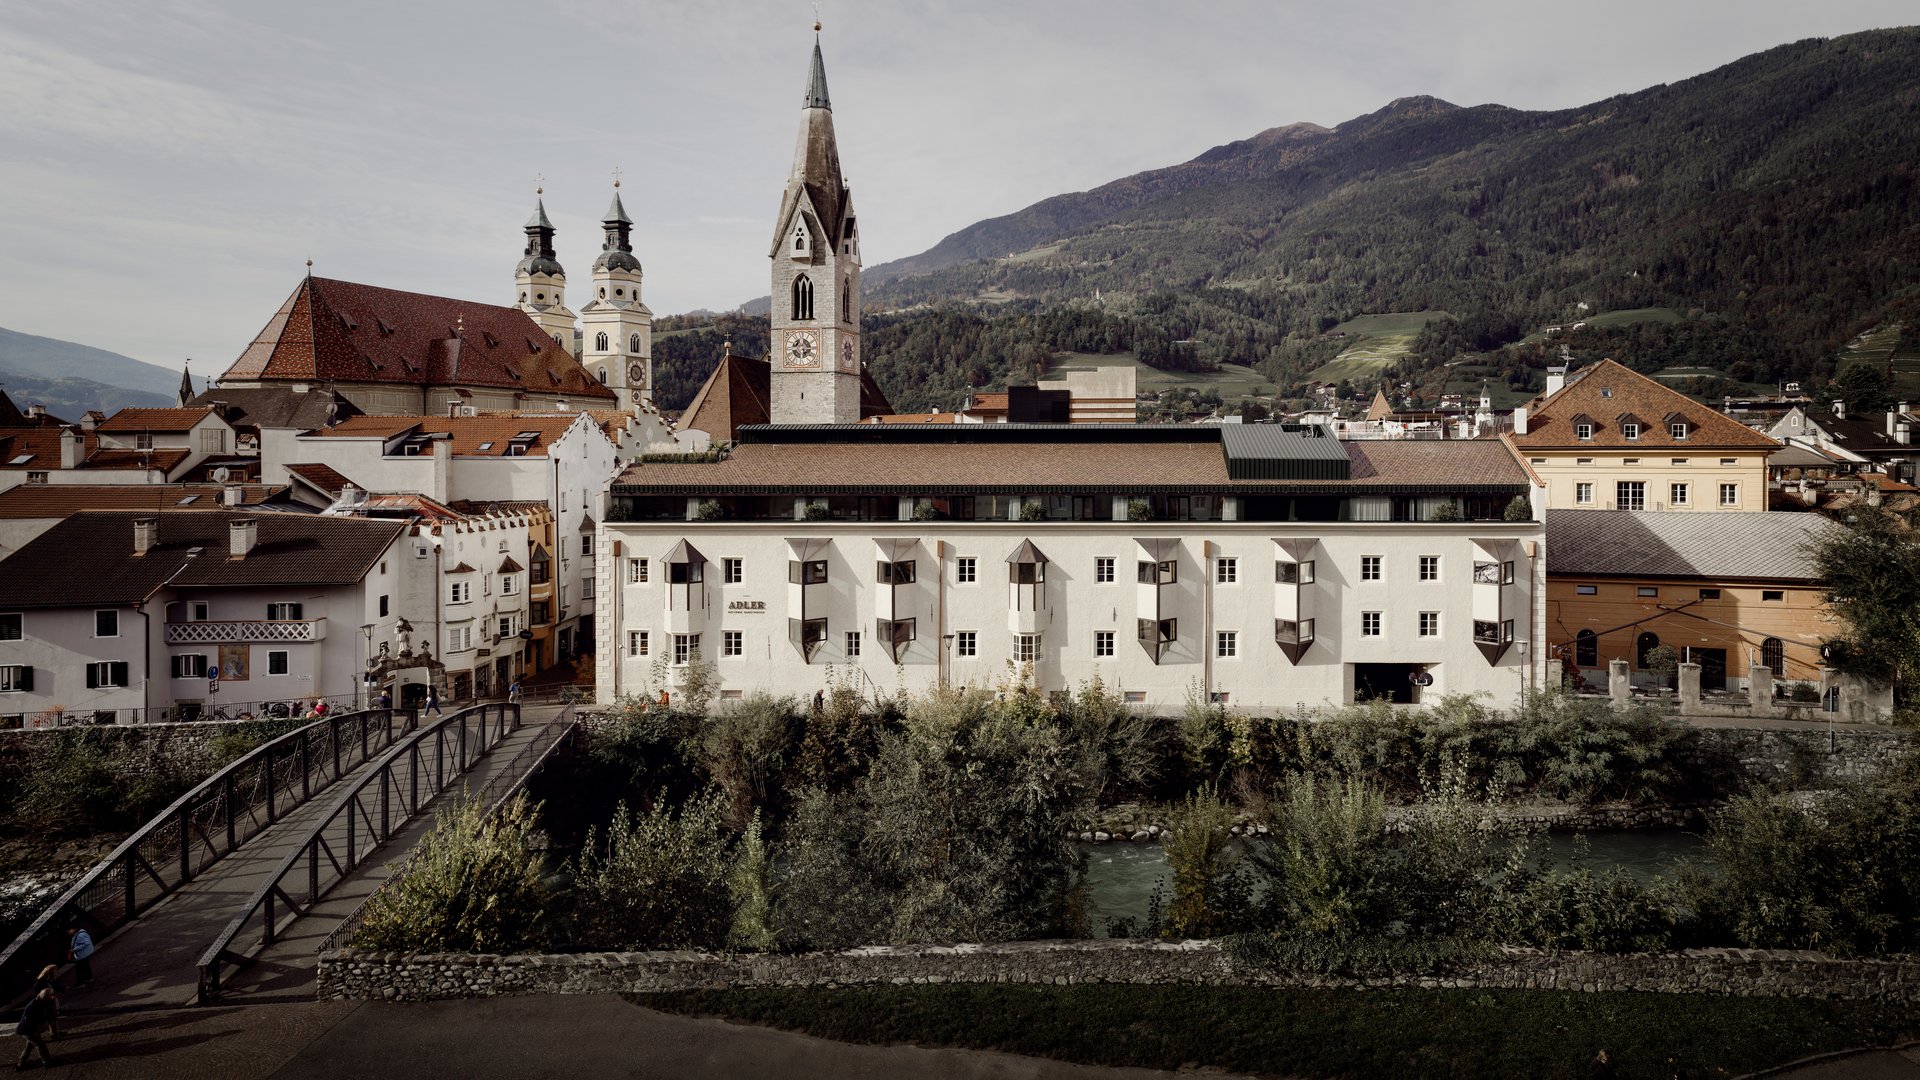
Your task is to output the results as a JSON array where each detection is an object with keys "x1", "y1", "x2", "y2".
[
  {"x1": 525, "y1": 197, "x2": 554, "y2": 231},
  {"x1": 519, "y1": 180, "x2": 564, "y2": 278},
  {"x1": 595, "y1": 175, "x2": 640, "y2": 273},
  {"x1": 602, "y1": 190, "x2": 632, "y2": 226},
  {"x1": 179, "y1": 361, "x2": 193, "y2": 407},
  {"x1": 803, "y1": 31, "x2": 831, "y2": 111}
]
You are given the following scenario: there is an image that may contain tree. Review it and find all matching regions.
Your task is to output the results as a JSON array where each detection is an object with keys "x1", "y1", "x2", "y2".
[
  {"x1": 1833, "y1": 364, "x2": 1894, "y2": 414},
  {"x1": 1807, "y1": 508, "x2": 1920, "y2": 698}
]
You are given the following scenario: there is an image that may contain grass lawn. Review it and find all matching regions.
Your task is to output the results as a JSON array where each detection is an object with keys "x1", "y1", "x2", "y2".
[
  {"x1": 1583, "y1": 307, "x2": 1685, "y2": 329},
  {"x1": 1306, "y1": 311, "x2": 1450, "y2": 387},
  {"x1": 636, "y1": 983, "x2": 1912, "y2": 1080}
]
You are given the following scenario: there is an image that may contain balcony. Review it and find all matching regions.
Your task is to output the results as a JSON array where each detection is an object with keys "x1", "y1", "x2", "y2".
[{"x1": 165, "y1": 618, "x2": 327, "y2": 644}]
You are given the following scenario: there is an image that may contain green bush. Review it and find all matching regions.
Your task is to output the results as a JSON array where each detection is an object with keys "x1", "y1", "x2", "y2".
[
  {"x1": 353, "y1": 796, "x2": 550, "y2": 952},
  {"x1": 1221, "y1": 931, "x2": 1496, "y2": 977},
  {"x1": 700, "y1": 693, "x2": 799, "y2": 827},
  {"x1": 570, "y1": 791, "x2": 736, "y2": 951},
  {"x1": 1493, "y1": 840, "x2": 1680, "y2": 953},
  {"x1": 1158, "y1": 786, "x2": 1247, "y2": 938},
  {"x1": 728, "y1": 812, "x2": 777, "y2": 952}
]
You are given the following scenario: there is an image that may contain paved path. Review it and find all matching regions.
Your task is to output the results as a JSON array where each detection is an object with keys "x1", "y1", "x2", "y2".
[
  {"x1": 1761, "y1": 1045, "x2": 1920, "y2": 1080},
  {"x1": 49, "y1": 708, "x2": 559, "y2": 1011},
  {"x1": 13, "y1": 996, "x2": 1228, "y2": 1079}
]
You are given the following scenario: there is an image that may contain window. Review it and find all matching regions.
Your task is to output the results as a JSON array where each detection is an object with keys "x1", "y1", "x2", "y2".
[
  {"x1": 1095, "y1": 557, "x2": 1115, "y2": 584},
  {"x1": 1575, "y1": 629, "x2": 1598, "y2": 666},
  {"x1": 1576, "y1": 422, "x2": 1594, "y2": 440},
  {"x1": 1275, "y1": 618, "x2": 1314, "y2": 645},
  {"x1": 1719, "y1": 458, "x2": 1737, "y2": 467},
  {"x1": 627, "y1": 630, "x2": 649, "y2": 657},
  {"x1": 630, "y1": 333, "x2": 642, "y2": 354},
  {"x1": 845, "y1": 631, "x2": 862, "y2": 658},
  {"x1": 628, "y1": 558, "x2": 649, "y2": 584},
  {"x1": 531, "y1": 600, "x2": 550, "y2": 624},
  {"x1": 1360, "y1": 612, "x2": 1382, "y2": 637},
  {"x1": 1670, "y1": 483, "x2": 1690, "y2": 507},
  {"x1": 1576, "y1": 584, "x2": 1597, "y2": 595},
  {"x1": 1215, "y1": 557, "x2": 1237, "y2": 584},
  {"x1": 670, "y1": 560, "x2": 705, "y2": 584},
  {"x1": 1575, "y1": 482, "x2": 1594, "y2": 505},
  {"x1": 0, "y1": 614, "x2": 19, "y2": 641},
  {"x1": 595, "y1": 332, "x2": 610, "y2": 353},
  {"x1": 378, "y1": 594, "x2": 390, "y2": 617},
  {"x1": 581, "y1": 535, "x2": 592, "y2": 557},
  {"x1": 673, "y1": 633, "x2": 701, "y2": 665},
  {"x1": 446, "y1": 626, "x2": 472, "y2": 652},
  {"x1": 501, "y1": 575, "x2": 518, "y2": 595},
  {"x1": 267, "y1": 651, "x2": 289, "y2": 676},
  {"x1": 87, "y1": 661, "x2": 129, "y2": 688},
  {"x1": 1621, "y1": 423, "x2": 1641, "y2": 440},
  {"x1": 1276, "y1": 560, "x2": 1314, "y2": 584},
  {"x1": 267, "y1": 602, "x2": 303, "y2": 620},
  {"x1": 1216, "y1": 630, "x2": 1238, "y2": 658},
  {"x1": 1698, "y1": 588, "x2": 1721, "y2": 600},
  {"x1": 1616, "y1": 481, "x2": 1646, "y2": 511},
  {"x1": 724, "y1": 558, "x2": 744, "y2": 584},
  {"x1": 531, "y1": 555, "x2": 550, "y2": 585},
  {"x1": 1670, "y1": 423, "x2": 1689, "y2": 440},
  {"x1": 791, "y1": 274, "x2": 814, "y2": 320},
  {"x1": 1419, "y1": 556, "x2": 1440, "y2": 582},
  {"x1": 1762, "y1": 590, "x2": 1784, "y2": 602},
  {"x1": 95, "y1": 610, "x2": 118, "y2": 638},
  {"x1": 1137, "y1": 559, "x2": 1177, "y2": 584},
  {"x1": 955, "y1": 557, "x2": 977, "y2": 584},
  {"x1": 1530, "y1": 457, "x2": 1547, "y2": 465},
  {"x1": 955, "y1": 630, "x2": 977, "y2": 658},
  {"x1": 1013, "y1": 634, "x2": 1041, "y2": 663},
  {"x1": 724, "y1": 630, "x2": 743, "y2": 657},
  {"x1": 1719, "y1": 483, "x2": 1739, "y2": 507},
  {"x1": 1418, "y1": 612, "x2": 1440, "y2": 637},
  {"x1": 1576, "y1": 457, "x2": 1594, "y2": 466},
  {"x1": 1474, "y1": 620, "x2": 1501, "y2": 645},
  {"x1": 788, "y1": 559, "x2": 826, "y2": 585},
  {"x1": 842, "y1": 277, "x2": 851, "y2": 322},
  {"x1": 0, "y1": 666, "x2": 30, "y2": 693},
  {"x1": 1622, "y1": 458, "x2": 1640, "y2": 466},
  {"x1": 24, "y1": 472, "x2": 45, "y2": 485},
  {"x1": 1761, "y1": 637, "x2": 1785, "y2": 677},
  {"x1": 482, "y1": 573, "x2": 492, "y2": 597},
  {"x1": 449, "y1": 581, "x2": 471, "y2": 604},
  {"x1": 876, "y1": 560, "x2": 915, "y2": 585},
  {"x1": 1360, "y1": 556, "x2": 1381, "y2": 582},
  {"x1": 187, "y1": 602, "x2": 209, "y2": 622},
  {"x1": 170, "y1": 654, "x2": 209, "y2": 679},
  {"x1": 1637, "y1": 586, "x2": 1659, "y2": 598},
  {"x1": 1094, "y1": 630, "x2": 1114, "y2": 657},
  {"x1": 581, "y1": 577, "x2": 594, "y2": 600},
  {"x1": 497, "y1": 615, "x2": 517, "y2": 639}
]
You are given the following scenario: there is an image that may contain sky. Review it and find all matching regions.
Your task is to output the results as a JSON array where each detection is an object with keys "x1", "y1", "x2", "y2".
[{"x1": 0, "y1": 0, "x2": 1914, "y2": 375}]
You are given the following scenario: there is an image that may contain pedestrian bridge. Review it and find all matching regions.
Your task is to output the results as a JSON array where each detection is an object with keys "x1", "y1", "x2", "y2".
[{"x1": 0, "y1": 702, "x2": 576, "y2": 1009}]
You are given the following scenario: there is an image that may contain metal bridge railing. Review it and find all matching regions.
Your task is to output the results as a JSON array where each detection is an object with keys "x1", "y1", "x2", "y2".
[
  {"x1": 316, "y1": 704, "x2": 578, "y2": 955},
  {"x1": 0, "y1": 708, "x2": 414, "y2": 1000},
  {"x1": 195, "y1": 703, "x2": 520, "y2": 1002}
]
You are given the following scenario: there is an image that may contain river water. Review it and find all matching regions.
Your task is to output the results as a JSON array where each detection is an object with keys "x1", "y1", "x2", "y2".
[{"x1": 1080, "y1": 831, "x2": 1711, "y2": 935}]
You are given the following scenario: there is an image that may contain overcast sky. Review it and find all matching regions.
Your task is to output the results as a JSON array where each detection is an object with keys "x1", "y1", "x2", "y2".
[{"x1": 1, "y1": 0, "x2": 1913, "y2": 374}]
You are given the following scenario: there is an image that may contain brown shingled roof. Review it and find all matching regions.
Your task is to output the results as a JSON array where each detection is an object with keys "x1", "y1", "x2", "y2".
[
  {"x1": 284, "y1": 462, "x2": 358, "y2": 497},
  {"x1": 0, "y1": 484, "x2": 286, "y2": 518},
  {"x1": 95, "y1": 407, "x2": 218, "y2": 433},
  {"x1": 679, "y1": 351, "x2": 895, "y2": 442},
  {"x1": 1514, "y1": 360, "x2": 1777, "y2": 450},
  {"x1": 304, "y1": 413, "x2": 594, "y2": 456},
  {"x1": 220, "y1": 276, "x2": 615, "y2": 400}
]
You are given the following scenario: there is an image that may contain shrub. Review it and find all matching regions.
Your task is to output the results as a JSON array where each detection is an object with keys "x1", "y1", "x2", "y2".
[
  {"x1": 1502, "y1": 495, "x2": 1532, "y2": 522},
  {"x1": 701, "y1": 693, "x2": 799, "y2": 827},
  {"x1": 728, "y1": 812, "x2": 777, "y2": 952},
  {"x1": 353, "y1": 796, "x2": 550, "y2": 952},
  {"x1": 1159, "y1": 786, "x2": 1247, "y2": 937},
  {"x1": 1062, "y1": 676, "x2": 1163, "y2": 804},
  {"x1": 571, "y1": 791, "x2": 735, "y2": 950},
  {"x1": 1251, "y1": 775, "x2": 1393, "y2": 937},
  {"x1": 1222, "y1": 931, "x2": 1496, "y2": 977}
]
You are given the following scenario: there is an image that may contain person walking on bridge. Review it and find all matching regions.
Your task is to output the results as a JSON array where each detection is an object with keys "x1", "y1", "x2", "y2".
[
  {"x1": 14, "y1": 987, "x2": 57, "y2": 1068},
  {"x1": 27, "y1": 966, "x2": 59, "y2": 1038},
  {"x1": 426, "y1": 687, "x2": 442, "y2": 715},
  {"x1": 66, "y1": 925, "x2": 93, "y2": 988}
]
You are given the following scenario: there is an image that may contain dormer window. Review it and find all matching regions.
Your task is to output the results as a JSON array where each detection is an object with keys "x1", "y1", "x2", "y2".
[
  {"x1": 1575, "y1": 422, "x2": 1594, "y2": 440},
  {"x1": 1670, "y1": 423, "x2": 1688, "y2": 439},
  {"x1": 1621, "y1": 423, "x2": 1640, "y2": 440}
]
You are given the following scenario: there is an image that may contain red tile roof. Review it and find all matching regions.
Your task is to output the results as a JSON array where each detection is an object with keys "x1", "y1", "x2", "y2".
[
  {"x1": 79, "y1": 449, "x2": 191, "y2": 473},
  {"x1": 220, "y1": 276, "x2": 615, "y2": 400},
  {"x1": 95, "y1": 407, "x2": 219, "y2": 433},
  {"x1": 1515, "y1": 360, "x2": 1778, "y2": 450},
  {"x1": 0, "y1": 484, "x2": 286, "y2": 519},
  {"x1": 303, "y1": 414, "x2": 595, "y2": 457},
  {"x1": 679, "y1": 351, "x2": 894, "y2": 442}
]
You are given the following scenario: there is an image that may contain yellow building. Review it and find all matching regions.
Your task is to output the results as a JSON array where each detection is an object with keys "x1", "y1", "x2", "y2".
[
  {"x1": 1545, "y1": 509, "x2": 1839, "y2": 690},
  {"x1": 1510, "y1": 360, "x2": 1777, "y2": 512}
]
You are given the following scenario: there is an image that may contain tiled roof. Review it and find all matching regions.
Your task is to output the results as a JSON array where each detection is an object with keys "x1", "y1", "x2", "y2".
[
  {"x1": 79, "y1": 449, "x2": 191, "y2": 473},
  {"x1": 0, "y1": 429, "x2": 76, "y2": 471},
  {"x1": 0, "y1": 511, "x2": 404, "y2": 608},
  {"x1": 95, "y1": 407, "x2": 218, "y2": 433},
  {"x1": 968, "y1": 393, "x2": 1010, "y2": 414},
  {"x1": 613, "y1": 431, "x2": 1528, "y2": 495},
  {"x1": 1545, "y1": 509, "x2": 1839, "y2": 582},
  {"x1": 302, "y1": 413, "x2": 594, "y2": 457},
  {"x1": 0, "y1": 484, "x2": 287, "y2": 519},
  {"x1": 187, "y1": 386, "x2": 363, "y2": 430},
  {"x1": 219, "y1": 276, "x2": 615, "y2": 400},
  {"x1": 1515, "y1": 360, "x2": 1778, "y2": 450},
  {"x1": 857, "y1": 413, "x2": 959, "y2": 425},
  {"x1": 678, "y1": 351, "x2": 894, "y2": 442},
  {"x1": 1798, "y1": 406, "x2": 1919, "y2": 459},
  {"x1": 284, "y1": 463, "x2": 358, "y2": 497}
]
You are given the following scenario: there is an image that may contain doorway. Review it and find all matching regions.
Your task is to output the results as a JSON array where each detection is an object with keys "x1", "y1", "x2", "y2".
[
  {"x1": 1352, "y1": 663, "x2": 1426, "y2": 704},
  {"x1": 1694, "y1": 648, "x2": 1727, "y2": 692}
]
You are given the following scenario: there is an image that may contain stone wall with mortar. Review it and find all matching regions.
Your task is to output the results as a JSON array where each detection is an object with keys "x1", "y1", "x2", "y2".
[
  {"x1": 0, "y1": 717, "x2": 306, "y2": 810},
  {"x1": 317, "y1": 939, "x2": 1920, "y2": 1005}
]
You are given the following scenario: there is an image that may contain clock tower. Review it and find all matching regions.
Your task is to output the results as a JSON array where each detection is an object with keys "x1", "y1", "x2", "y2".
[
  {"x1": 769, "y1": 26, "x2": 862, "y2": 425},
  {"x1": 580, "y1": 180, "x2": 653, "y2": 413}
]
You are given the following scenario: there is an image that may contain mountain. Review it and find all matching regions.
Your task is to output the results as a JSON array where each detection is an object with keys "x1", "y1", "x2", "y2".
[
  {"x1": 0, "y1": 326, "x2": 199, "y2": 414},
  {"x1": 848, "y1": 28, "x2": 1920, "y2": 410}
]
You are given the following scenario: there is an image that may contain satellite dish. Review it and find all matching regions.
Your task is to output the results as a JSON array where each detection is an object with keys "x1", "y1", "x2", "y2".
[{"x1": 212, "y1": 466, "x2": 232, "y2": 483}]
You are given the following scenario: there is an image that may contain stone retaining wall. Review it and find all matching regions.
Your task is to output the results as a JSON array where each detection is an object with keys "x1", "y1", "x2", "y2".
[
  {"x1": 0, "y1": 717, "x2": 305, "y2": 804},
  {"x1": 1688, "y1": 725, "x2": 1912, "y2": 788},
  {"x1": 317, "y1": 939, "x2": 1920, "y2": 1005}
]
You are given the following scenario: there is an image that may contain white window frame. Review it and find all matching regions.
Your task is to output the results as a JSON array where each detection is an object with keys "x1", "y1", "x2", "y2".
[
  {"x1": 1616, "y1": 481, "x2": 1646, "y2": 511},
  {"x1": 88, "y1": 661, "x2": 128, "y2": 688},
  {"x1": 1215, "y1": 630, "x2": 1237, "y2": 658},
  {"x1": 672, "y1": 633, "x2": 701, "y2": 665},
  {"x1": 955, "y1": 630, "x2": 977, "y2": 658},
  {"x1": 0, "y1": 666, "x2": 28, "y2": 693},
  {"x1": 581, "y1": 535, "x2": 592, "y2": 557},
  {"x1": 1575, "y1": 422, "x2": 1594, "y2": 440},
  {"x1": 628, "y1": 558, "x2": 649, "y2": 584},
  {"x1": 723, "y1": 630, "x2": 743, "y2": 657},
  {"x1": 1719, "y1": 483, "x2": 1739, "y2": 507},
  {"x1": 845, "y1": 630, "x2": 861, "y2": 658},
  {"x1": 1013, "y1": 633, "x2": 1040, "y2": 663},
  {"x1": 1361, "y1": 611, "x2": 1382, "y2": 637},
  {"x1": 1670, "y1": 423, "x2": 1689, "y2": 440},
  {"x1": 1360, "y1": 556, "x2": 1381, "y2": 582},
  {"x1": 1094, "y1": 630, "x2": 1114, "y2": 657},
  {"x1": 627, "y1": 630, "x2": 649, "y2": 657},
  {"x1": 170, "y1": 653, "x2": 210, "y2": 679},
  {"x1": 723, "y1": 557, "x2": 744, "y2": 584},
  {"x1": 1095, "y1": 557, "x2": 1115, "y2": 584},
  {"x1": 1418, "y1": 556, "x2": 1439, "y2": 582},
  {"x1": 1418, "y1": 612, "x2": 1440, "y2": 637},
  {"x1": 448, "y1": 581, "x2": 471, "y2": 604},
  {"x1": 581, "y1": 577, "x2": 594, "y2": 600},
  {"x1": 1575, "y1": 482, "x2": 1594, "y2": 505},
  {"x1": 1621, "y1": 423, "x2": 1641, "y2": 440},
  {"x1": 446, "y1": 626, "x2": 472, "y2": 653},
  {"x1": 1215, "y1": 557, "x2": 1238, "y2": 584},
  {"x1": 955, "y1": 557, "x2": 977, "y2": 584},
  {"x1": 501, "y1": 575, "x2": 519, "y2": 595},
  {"x1": 1670, "y1": 482, "x2": 1690, "y2": 507}
]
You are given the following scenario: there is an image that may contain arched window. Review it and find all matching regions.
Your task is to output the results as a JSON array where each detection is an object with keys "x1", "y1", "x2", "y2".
[
  {"x1": 1761, "y1": 637, "x2": 1785, "y2": 677},
  {"x1": 594, "y1": 331, "x2": 609, "y2": 352},
  {"x1": 1635, "y1": 631, "x2": 1660, "y2": 669},
  {"x1": 597, "y1": 367, "x2": 607, "y2": 384},
  {"x1": 629, "y1": 333, "x2": 641, "y2": 354},
  {"x1": 794, "y1": 225, "x2": 807, "y2": 252},
  {"x1": 1575, "y1": 629, "x2": 1597, "y2": 667},
  {"x1": 842, "y1": 276, "x2": 850, "y2": 323},
  {"x1": 792, "y1": 274, "x2": 814, "y2": 321}
]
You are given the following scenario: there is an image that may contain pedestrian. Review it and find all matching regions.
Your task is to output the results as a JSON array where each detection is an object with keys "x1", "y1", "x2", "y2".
[
  {"x1": 508, "y1": 679, "x2": 522, "y2": 705},
  {"x1": 66, "y1": 924, "x2": 93, "y2": 988},
  {"x1": 812, "y1": 688, "x2": 824, "y2": 714},
  {"x1": 313, "y1": 698, "x2": 328, "y2": 718},
  {"x1": 28, "y1": 966, "x2": 58, "y2": 1038},
  {"x1": 14, "y1": 988, "x2": 56, "y2": 1069},
  {"x1": 426, "y1": 687, "x2": 442, "y2": 715},
  {"x1": 1591, "y1": 1049, "x2": 1616, "y2": 1080},
  {"x1": 377, "y1": 689, "x2": 392, "y2": 710},
  {"x1": 656, "y1": 688, "x2": 670, "y2": 710}
]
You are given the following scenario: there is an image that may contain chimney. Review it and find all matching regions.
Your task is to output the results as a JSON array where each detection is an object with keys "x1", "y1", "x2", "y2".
[
  {"x1": 26, "y1": 403, "x2": 44, "y2": 420},
  {"x1": 1513, "y1": 406, "x2": 1528, "y2": 436},
  {"x1": 223, "y1": 484, "x2": 244, "y2": 507},
  {"x1": 1545, "y1": 367, "x2": 1567, "y2": 397},
  {"x1": 1832, "y1": 399, "x2": 1846, "y2": 421},
  {"x1": 1889, "y1": 410, "x2": 1899, "y2": 437},
  {"x1": 229, "y1": 518, "x2": 258, "y2": 560},
  {"x1": 132, "y1": 518, "x2": 157, "y2": 557},
  {"x1": 59, "y1": 426, "x2": 82, "y2": 469},
  {"x1": 1898, "y1": 420, "x2": 1913, "y2": 447}
]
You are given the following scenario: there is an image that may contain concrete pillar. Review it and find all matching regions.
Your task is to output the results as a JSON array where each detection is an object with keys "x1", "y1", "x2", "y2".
[
  {"x1": 1677, "y1": 662, "x2": 1702, "y2": 710},
  {"x1": 1747, "y1": 664, "x2": 1774, "y2": 713},
  {"x1": 1608, "y1": 659, "x2": 1630, "y2": 705}
]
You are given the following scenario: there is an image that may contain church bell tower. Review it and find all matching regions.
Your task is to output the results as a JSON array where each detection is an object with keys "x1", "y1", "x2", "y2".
[
  {"x1": 579, "y1": 179, "x2": 653, "y2": 412},
  {"x1": 515, "y1": 187, "x2": 578, "y2": 356},
  {"x1": 769, "y1": 25, "x2": 862, "y2": 425}
]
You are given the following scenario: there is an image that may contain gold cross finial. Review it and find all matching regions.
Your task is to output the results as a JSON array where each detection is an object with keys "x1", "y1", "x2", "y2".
[
  {"x1": 612, "y1": 165, "x2": 623, "y2": 189},
  {"x1": 813, "y1": 0, "x2": 821, "y2": 31},
  {"x1": 535, "y1": 172, "x2": 545, "y2": 196}
]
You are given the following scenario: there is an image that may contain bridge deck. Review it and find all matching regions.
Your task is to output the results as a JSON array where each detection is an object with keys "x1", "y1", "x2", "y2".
[{"x1": 54, "y1": 706, "x2": 561, "y2": 1011}]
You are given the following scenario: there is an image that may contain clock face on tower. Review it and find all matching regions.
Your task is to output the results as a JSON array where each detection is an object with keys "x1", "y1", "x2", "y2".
[
  {"x1": 786, "y1": 330, "x2": 819, "y2": 366},
  {"x1": 627, "y1": 362, "x2": 645, "y2": 384},
  {"x1": 840, "y1": 340, "x2": 856, "y2": 370}
]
